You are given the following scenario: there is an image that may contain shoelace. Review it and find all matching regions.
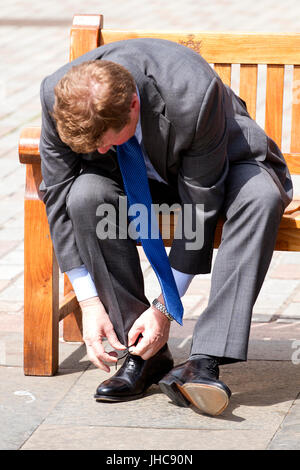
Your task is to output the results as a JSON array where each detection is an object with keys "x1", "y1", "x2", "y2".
[
  {"x1": 207, "y1": 359, "x2": 220, "y2": 375},
  {"x1": 114, "y1": 334, "x2": 143, "y2": 370},
  {"x1": 115, "y1": 347, "x2": 133, "y2": 370}
]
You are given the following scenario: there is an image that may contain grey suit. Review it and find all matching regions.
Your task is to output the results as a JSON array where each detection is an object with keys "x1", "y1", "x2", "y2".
[{"x1": 40, "y1": 38, "x2": 293, "y2": 362}]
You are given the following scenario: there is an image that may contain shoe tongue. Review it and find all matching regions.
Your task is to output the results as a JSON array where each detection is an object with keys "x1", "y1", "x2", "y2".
[{"x1": 127, "y1": 353, "x2": 144, "y2": 365}]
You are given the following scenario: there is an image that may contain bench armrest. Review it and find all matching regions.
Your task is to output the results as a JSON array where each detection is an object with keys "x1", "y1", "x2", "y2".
[{"x1": 19, "y1": 126, "x2": 41, "y2": 164}]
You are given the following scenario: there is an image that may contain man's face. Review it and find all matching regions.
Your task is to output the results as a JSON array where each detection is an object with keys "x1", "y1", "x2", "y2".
[{"x1": 97, "y1": 93, "x2": 140, "y2": 154}]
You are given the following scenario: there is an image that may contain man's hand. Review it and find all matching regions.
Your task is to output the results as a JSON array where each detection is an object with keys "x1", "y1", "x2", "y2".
[
  {"x1": 127, "y1": 296, "x2": 171, "y2": 360},
  {"x1": 80, "y1": 296, "x2": 126, "y2": 372}
]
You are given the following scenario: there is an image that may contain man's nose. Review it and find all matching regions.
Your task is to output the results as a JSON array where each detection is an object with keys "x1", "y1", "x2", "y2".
[{"x1": 97, "y1": 145, "x2": 111, "y2": 154}]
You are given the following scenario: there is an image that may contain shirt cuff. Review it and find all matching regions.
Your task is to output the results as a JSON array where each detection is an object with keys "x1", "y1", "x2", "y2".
[
  {"x1": 66, "y1": 266, "x2": 193, "y2": 302},
  {"x1": 65, "y1": 265, "x2": 98, "y2": 302},
  {"x1": 171, "y1": 267, "x2": 194, "y2": 297}
]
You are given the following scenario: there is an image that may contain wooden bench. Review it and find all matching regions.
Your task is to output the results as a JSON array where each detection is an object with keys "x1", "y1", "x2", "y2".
[{"x1": 19, "y1": 14, "x2": 300, "y2": 376}]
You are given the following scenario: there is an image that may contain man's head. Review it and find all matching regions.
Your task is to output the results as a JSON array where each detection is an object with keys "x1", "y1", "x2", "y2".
[{"x1": 53, "y1": 60, "x2": 139, "y2": 154}]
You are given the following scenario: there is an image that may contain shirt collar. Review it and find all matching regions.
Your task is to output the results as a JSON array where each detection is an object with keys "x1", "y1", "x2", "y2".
[{"x1": 134, "y1": 86, "x2": 142, "y2": 144}]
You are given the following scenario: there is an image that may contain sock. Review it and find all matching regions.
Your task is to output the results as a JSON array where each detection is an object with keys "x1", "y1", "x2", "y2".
[{"x1": 190, "y1": 353, "x2": 220, "y2": 364}]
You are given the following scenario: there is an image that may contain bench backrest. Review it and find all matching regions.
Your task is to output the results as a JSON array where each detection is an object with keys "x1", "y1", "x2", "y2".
[{"x1": 70, "y1": 14, "x2": 300, "y2": 175}]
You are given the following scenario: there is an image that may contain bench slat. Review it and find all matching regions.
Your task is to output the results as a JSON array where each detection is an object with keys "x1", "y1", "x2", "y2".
[
  {"x1": 284, "y1": 153, "x2": 300, "y2": 174},
  {"x1": 291, "y1": 65, "x2": 300, "y2": 153},
  {"x1": 214, "y1": 64, "x2": 231, "y2": 87},
  {"x1": 100, "y1": 31, "x2": 300, "y2": 65},
  {"x1": 62, "y1": 274, "x2": 82, "y2": 342},
  {"x1": 265, "y1": 65, "x2": 285, "y2": 147},
  {"x1": 162, "y1": 209, "x2": 300, "y2": 250}
]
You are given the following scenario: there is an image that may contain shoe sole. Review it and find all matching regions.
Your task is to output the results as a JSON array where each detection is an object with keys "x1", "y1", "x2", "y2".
[
  {"x1": 177, "y1": 383, "x2": 230, "y2": 416},
  {"x1": 159, "y1": 378, "x2": 230, "y2": 416},
  {"x1": 94, "y1": 392, "x2": 144, "y2": 403},
  {"x1": 159, "y1": 380, "x2": 190, "y2": 407}
]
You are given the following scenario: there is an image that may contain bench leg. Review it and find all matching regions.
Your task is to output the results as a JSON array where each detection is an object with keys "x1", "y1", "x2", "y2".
[
  {"x1": 23, "y1": 164, "x2": 59, "y2": 376},
  {"x1": 63, "y1": 275, "x2": 83, "y2": 342}
]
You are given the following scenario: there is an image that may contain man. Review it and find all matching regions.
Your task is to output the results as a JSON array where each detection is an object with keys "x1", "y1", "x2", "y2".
[{"x1": 40, "y1": 38, "x2": 292, "y2": 416}]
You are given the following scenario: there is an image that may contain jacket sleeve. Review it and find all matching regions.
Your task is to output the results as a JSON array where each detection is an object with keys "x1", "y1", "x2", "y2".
[
  {"x1": 169, "y1": 76, "x2": 229, "y2": 274},
  {"x1": 39, "y1": 77, "x2": 83, "y2": 273}
]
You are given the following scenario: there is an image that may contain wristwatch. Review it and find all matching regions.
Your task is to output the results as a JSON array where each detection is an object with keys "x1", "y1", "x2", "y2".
[{"x1": 152, "y1": 298, "x2": 174, "y2": 321}]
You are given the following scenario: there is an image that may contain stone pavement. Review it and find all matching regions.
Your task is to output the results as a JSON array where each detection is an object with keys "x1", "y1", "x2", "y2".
[{"x1": 0, "y1": 0, "x2": 300, "y2": 451}]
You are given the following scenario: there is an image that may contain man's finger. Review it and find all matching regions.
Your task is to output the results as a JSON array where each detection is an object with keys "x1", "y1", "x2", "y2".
[
  {"x1": 108, "y1": 351, "x2": 118, "y2": 360},
  {"x1": 92, "y1": 340, "x2": 119, "y2": 364},
  {"x1": 86, "y1": 348, "x2": 110, "y2": 372},
  {"x1": 86, "y1": 338, "x2": 118, "y2": 371},
  {"x1": 128, "y1": 323, "x2": 144, "y2": 347},
  {"x1": 140, "y1": 346, "x2": 157, "y2": 361},
  {"x1": 129, "y1": 334, "x2": 150, "y2": 357}
]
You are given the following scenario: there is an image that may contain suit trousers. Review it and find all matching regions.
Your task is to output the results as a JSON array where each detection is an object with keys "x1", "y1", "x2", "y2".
[{"x1": 66, "y1": 160, "x2": 284, "y2": 362}]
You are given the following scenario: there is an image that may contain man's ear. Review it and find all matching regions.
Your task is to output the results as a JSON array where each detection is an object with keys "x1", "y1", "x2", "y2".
[{"x1": 131, "y1": 93, "x2": 139, "y2": 110}]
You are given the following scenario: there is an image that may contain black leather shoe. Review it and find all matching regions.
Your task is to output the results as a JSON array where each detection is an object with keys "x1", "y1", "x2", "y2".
[
  {"x1": 94, "y1": 344, "x2": 174, "y2": 402},
  {"x1": 159, "y1": 357, "x2": 231, "y2": 416}
]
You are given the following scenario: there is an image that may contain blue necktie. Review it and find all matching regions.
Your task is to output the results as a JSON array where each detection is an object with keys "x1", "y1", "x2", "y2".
[{"x1": 117, "y1": 136, "x2": 183, "y2": 325}]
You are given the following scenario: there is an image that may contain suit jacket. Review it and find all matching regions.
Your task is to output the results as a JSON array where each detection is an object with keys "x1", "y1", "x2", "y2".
[{"x1": 39, "y1": 38, "x2": 293, "y2": 274}]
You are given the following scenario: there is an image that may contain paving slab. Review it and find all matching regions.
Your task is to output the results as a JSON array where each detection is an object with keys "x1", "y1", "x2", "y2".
[
  {"x1": 0, "y1": 250, "x2": 24, "y2": 265},
  {"x1": 0, "y1": 366, "x2": 85, "y2": 450},
  {"x1": 172, "y1": 319, "x2": 300, "y2": 361},
  {"x1": 0, "y1": 241, "x2": 19, "y2": 259},
  {"x1": 268, "y1": 395, "x2": 300, "y2": 450},
  {"x1": 20, "y1": 425, "x2": 272, "y2": 450},
  {"x1": 0, "y1": 302, "x2": 23, "y2": 314},
  {"x1": 0, "y1": 328, "x2": 89, "y2": 370},
  {"x1": 279, "y1": 303, "x2": 300, "y2": 320},
  {"x1": 17, "y1": 360, "x2": 300, "y2": 450},
  {"x1": 248, "y1": 321, "x2": 300, "y2": 360},
  {"x1": 0, "y1": 280, "x2": 10, "y2": 293},
  {"x1": 292, "y1": 290, "x2": 300, "y2": 302},
  {"x1": 252, "y1": 311, "x2": 276, "y2": 323},
  {"x1": 271, "y1": 264, "x2": 300, "y2": 280},
  {"x1": 0, "y1": 284, "x2": 24, "y2": 302}
]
